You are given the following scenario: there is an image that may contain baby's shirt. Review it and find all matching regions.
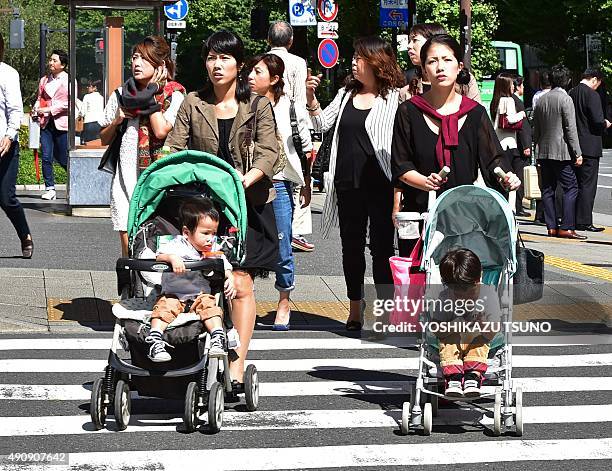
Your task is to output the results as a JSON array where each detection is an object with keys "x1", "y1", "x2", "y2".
[{"x1": 156, "y1": 235, "x2": 231, "y2": 301}]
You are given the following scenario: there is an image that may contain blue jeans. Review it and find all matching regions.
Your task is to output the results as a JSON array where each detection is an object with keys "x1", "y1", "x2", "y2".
[
  {"x1": 272, "y1": 180, "x2": 295, "y2": 292},
  {"x1": 40, "y1": 119, "x2": 68, "y2": 189},
  {"x1": 0, "y1": 142, "x2": 30, "y2": 240}
]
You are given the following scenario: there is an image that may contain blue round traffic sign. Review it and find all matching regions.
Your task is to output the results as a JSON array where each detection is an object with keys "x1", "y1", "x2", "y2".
[
  {"x1": 318, "y1": 39, "x2": 339, "y2": 69},
  {"x1": 164, "y1": 0, "x2": 189, "y2": 21}
]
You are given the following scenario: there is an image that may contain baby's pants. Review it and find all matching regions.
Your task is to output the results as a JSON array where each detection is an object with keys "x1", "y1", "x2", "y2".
[
  {"x1": 439, "y1": 333, "x2": 489, "y2": 376},
  {"x1": 152, "y1": 293, "x2": 223, "y2": 324}
]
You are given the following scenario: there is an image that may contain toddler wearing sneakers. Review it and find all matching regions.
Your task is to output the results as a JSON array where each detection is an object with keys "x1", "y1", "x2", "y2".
[
  {"x1": 146, "y1": 197, "x2": 236, "y2": 362},
  {"x1": 433, "y1": 248, "x2": 499, "y2": 398}
]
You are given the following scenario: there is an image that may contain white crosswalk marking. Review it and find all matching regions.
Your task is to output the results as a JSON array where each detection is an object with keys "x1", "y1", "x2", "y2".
[{"x1": 0, "y1": 332, "x2": 611, "y2": 469}]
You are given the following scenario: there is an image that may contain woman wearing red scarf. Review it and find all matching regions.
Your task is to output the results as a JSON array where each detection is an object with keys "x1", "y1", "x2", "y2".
[
  {"x1": 391, "y1": 35, "x2": 520, "y2": 256},
  {"x1": 100, "y1": 36, "x2": 186, "y2": 256}
]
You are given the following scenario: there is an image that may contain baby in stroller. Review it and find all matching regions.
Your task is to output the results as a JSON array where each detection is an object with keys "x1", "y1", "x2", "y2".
[
  {"x1": 434, "y1": 248, "x2": 500, "y2": 398},
  {"x1": 148, "y1": 197, "x2": 236, "y2": 362}
]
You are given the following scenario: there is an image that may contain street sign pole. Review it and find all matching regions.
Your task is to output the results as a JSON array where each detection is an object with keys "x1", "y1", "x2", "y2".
[{"x1": 460, "y1": 0, "x2": 472, "y2": 70}]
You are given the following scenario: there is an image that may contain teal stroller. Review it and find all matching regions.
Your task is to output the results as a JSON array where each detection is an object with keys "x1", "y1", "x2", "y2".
[
  {"x1": 400, "y1": 184, "x2": 523, "y2": 437},
  {"x1": 90, "y1": 151, "x2": 258, "y2": 433}
]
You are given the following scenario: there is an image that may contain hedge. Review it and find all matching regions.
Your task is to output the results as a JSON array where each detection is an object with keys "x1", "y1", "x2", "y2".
[{"x1": 17, "y1": 125, "x2": 67, "y2": 185}]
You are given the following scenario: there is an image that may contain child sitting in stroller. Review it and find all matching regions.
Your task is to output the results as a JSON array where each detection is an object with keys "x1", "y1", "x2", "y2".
[
  {"x1": 146, "y1": 197, "x2": 236, "y2": 362},
  {"x1": 434, "y1": 248, "x2": 500, "y2": 398}
]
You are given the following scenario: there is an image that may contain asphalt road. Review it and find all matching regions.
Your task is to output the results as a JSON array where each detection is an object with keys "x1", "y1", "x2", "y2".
[{"x1": 0, "y1": 330, "x2": 610, "y2": 470}]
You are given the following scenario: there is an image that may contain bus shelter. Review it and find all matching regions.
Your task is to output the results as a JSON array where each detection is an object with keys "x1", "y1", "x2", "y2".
[{"x1": 54, "y1": 0, "x2": 164, "y2": 215}]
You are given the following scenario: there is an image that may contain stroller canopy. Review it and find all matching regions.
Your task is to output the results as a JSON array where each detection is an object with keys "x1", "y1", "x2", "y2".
[
  {"x1": 126, "y1": 150, "x2": 248, "y2": 256},
  {"x1": 421, "y1": 185, "x2": 517, "y2": 272}
]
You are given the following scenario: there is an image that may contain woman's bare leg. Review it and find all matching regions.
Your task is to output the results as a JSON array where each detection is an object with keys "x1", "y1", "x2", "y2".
[
  {"x1": 229, "y1": 270, "x2": 256, "y2": 382},
  {"x1": 274, "y1": 291, "x2": 291, "y2": 325}
]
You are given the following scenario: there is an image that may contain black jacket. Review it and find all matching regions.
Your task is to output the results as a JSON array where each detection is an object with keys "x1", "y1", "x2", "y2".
[
  {"x1": 512, "y1": 94, "x2": 532, "y2": 153},
  {"x1": 569, "y1": 83, "x2": 606, "y2": 158}
]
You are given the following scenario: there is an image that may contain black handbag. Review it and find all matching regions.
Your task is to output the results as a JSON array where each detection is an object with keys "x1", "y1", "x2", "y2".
[
  {"x1": 312, "y1": 90, "x2": 348, "y2": 177},
  {"x1": 98, "y1": 90, "x2": 125, "y2": 175},
  {"x1": 289, "y1": 99, "x2": 309, "y2": 179},
  {"x1": 513, "y1": 232, "x2": 544, "y2": 304}
]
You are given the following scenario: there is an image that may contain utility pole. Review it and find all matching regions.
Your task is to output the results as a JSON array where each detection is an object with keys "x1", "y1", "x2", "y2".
[{"x1": 459, "y1": 0, "x2": 471, "y2": 70}]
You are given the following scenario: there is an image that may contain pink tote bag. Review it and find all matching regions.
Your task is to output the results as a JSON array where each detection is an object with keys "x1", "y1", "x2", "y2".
[{"x1": 389, "y1": 238, "x2": 426, "y2": 331}]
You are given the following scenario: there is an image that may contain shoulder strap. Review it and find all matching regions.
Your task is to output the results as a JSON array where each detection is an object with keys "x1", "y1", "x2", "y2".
[
  {"x1": 244, "y1": 95, "x2": 264, "y2": 146},
  {"x1": 290, "y1": 99, "x2": 309, "y2": 179}
]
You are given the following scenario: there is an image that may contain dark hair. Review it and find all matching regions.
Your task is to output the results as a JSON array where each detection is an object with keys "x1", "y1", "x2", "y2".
[
  {"x1": 345, "y1": 36, "x2": 405, "y2": 99},
  {"x1": 419, "y1": 34, "x2": 470, "y2": 86},
  {"x1": 0, "y1": 33, "x2": 4, "y2": 62},
  {"x1": 409, "y1": 23, "x2": 447, "y2": 41},
  {"x1": 179, "y1": 198, "x2": 219, "y2": 233},
  {"x1": 268, "y1": 21, "x2": 293, "y2": 48},
  {"x1": 247, "y1": 53, "x2": 285, "y2": 104},
  {"x1": 133, "y1": 35, "x2": 175, "y2": 80},
  {"x1": 202, "y1": 31, "x2": 251, "y2": 103},
  {"x1": 549, "y1": 64, "x2": 571, "y2": 90},
  {"x1": 490, "y1": 72, "x2": 515, "y2": 118},
  {"x1": 513, "y1": 75, "x2": 524, "y2": 88},
  {"x1": 88, "y1": 79, "x2": 101, "y2": 89},
  {"x1": 51, "y1": 49, "x2": 68, "y2": 68},
  {"x1": 539, "y1": 71, "x2": 551, "y2": 89},
  {"x1": 440, "y1": 248, "x2": 482, "y2": 288},
  {"x1": 582, "y1": 67, "x2": 604, "y2": 82}
]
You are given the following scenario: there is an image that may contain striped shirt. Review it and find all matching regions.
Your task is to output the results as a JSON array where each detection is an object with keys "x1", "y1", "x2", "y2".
[{"x1": 311, "y1": 88, "x2": 402, "y2": 238}]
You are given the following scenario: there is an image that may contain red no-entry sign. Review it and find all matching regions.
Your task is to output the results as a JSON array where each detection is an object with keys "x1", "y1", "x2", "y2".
[{"x1": 318, "y1": 38, "x2": 339, "y2": 69}]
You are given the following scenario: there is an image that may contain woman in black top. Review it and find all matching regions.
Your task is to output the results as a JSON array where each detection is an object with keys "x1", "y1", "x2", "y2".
[
  {"x1": 306, "y1": 36, "x2": 404, "y2": 330},
  {"x1": 392, "y1": 35, "x2": 520, "y2": 256}
]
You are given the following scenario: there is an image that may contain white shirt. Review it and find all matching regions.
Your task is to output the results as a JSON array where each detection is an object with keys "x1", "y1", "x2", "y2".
[
  {"x1": 532, "y1": 88, "x2": 551, "y2": 110},
  {"x1": 0, "y1": 62, "x2": 23, "y2": 141},
  {"x1": 268, "y1": 46, "x2": 307, "y2": 108},
  {"x1": 493, "y1": 96, "x2": 525, "y2": 150},
  {"x1": 273, "y1": 95, "x2": 313, "y2": 184},
  {"x1": 81, "y1": 91, "x2": 104, "y2": 123}
]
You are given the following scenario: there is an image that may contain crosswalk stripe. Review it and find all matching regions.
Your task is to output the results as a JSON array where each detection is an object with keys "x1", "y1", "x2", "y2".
[
  {"x1": 58, "y1": 438, "x2": 612, "y2": 469},
  {"x1": 1, "y1": 353, "x2": 612, "y2": 372},
  {"x1": 2, "y1": 405, "x2": 612, "y2": 437},
  {"x1": 2, "y1": 376, "x2": 612, "y2": 401},
  {"x1": 1, "y1": 337, "x2": 599, "y2": 351}
]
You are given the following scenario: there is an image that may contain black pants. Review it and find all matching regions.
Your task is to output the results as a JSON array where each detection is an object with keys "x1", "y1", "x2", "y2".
[
  {"x1": 506, "y1": 149, "x2": 528, "y2": 212},
  {"x1": 336, "y1": 185, "x2": 395, "y2": 301},
  {"x1": 540, "y1": 159, "x2": 578, "y2": 230},
  {"x1": 575, "y1": 156, "x2": 599, "y2": 226},
  {"x1": 0, "y1": 142, "x2": 30, "y2": 241}
]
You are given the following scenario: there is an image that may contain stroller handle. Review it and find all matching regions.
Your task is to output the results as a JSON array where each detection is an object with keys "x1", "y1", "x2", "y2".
[
  {"x1": 116, "y1": 257, "x2": 226, "y2": 276},
  {"x1": 494, "y1": 167, "x2": 517, "y2": 213},
  {"x1": 427, "y1": 166, "x2": 451, "y2": 211}
]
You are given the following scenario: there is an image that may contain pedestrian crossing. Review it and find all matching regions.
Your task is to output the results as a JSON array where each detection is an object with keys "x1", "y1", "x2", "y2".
[{"x1": 0, "y1": 331, "x2": 611, "y2": 470}]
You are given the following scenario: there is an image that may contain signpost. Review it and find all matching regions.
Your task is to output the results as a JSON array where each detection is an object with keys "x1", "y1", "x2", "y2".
[
  {"x1": 318, "y1": 38, "x2": 339, "y2": 69},
  {"x1": 164, "y1": 0, "x2": 189, "y2": 21},
  {"x1": 379, "y1": 0, "x2": 409, "y2": 29},
  {"x1": 317, "y1": 0, "x2": 338, "y2": 22},
  {"x1": 317, "y1": 21, "x2": 338, "y2": 39},
  {"x1": 289, "y1": 0, "x2": 317, "y2": 27}
]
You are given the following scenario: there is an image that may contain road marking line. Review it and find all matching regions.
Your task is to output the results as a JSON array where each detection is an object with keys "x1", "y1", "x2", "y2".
[
  {"x1": 1, "y1": 353, "x2": 612, "y2": 372},
  {"x1": 2, "y1": 377, "x2": 612, "y2": 401},
  {"x1": 545, "y1": 255, "x2": 612, "y2": 282},
  {"x1": 1, "y1": 406, "x2": 612, "y2": 437}
]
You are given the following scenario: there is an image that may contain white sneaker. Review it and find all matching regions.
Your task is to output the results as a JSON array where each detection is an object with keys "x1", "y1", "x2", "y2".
[
  {"x1": 41, "y1": 189, "x2": 56, "y2": 200},
  {"x1": 209, "y1": 333, "x2": 227, "y2": 357},
  {"x1": 145, "y1": 336, "x2": 172, "y2": 362}
]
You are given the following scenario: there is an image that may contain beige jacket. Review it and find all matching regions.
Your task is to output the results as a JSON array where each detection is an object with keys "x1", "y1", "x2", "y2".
[{"x1": 166, "y1": 89, "x2": 279, "y2": 205}]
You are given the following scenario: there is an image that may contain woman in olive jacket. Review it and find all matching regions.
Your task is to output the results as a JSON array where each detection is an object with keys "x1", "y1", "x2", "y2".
[{"x1": 166, "y1": 31, "x2": 279, "y2": 388}]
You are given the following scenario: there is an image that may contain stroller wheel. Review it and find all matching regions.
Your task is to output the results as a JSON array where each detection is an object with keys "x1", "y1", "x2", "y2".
[
  {"x1": 400, "y1": 401, "x2": 410, "y2": 435},
  {"x1": 430, "y1": 385, "x2": 439, "y2": 417},
  {"x1": 113, "y1": 379, "x2": 131, "y2": 431},
  {"x1": 184, "y1": 381, "x2": 200, "y2": 432},
  {"x1": 244, "y1": 364, "x2": 259, "y2": 412},
  {"x1": 422, "y1": 402, "x2": 432, "y2": 436},
  {"x1": 90, "y1": 378, "x2": 107, "y2": 430},
  {"x1": 493, "y1": 388, "x2": 502, "y2": 436},
  {"x1": 208, "y1": 381, "x2": 224, "y2": 433},
  {"x1": 514, "y1": 387, "x2": 523, "y2": 437}
]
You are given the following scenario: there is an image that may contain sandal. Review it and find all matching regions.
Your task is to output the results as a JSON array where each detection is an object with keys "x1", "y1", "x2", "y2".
[{"x1": 21, "y1": 237, "x2": 33, "y2": 259}]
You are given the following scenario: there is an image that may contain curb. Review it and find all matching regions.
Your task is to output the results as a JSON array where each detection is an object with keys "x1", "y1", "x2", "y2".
[{"x1": 16, "y1": 184, "x2": 67, "y2": 191}]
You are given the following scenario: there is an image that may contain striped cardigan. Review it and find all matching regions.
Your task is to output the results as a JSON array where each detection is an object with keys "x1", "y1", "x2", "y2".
[{"x1": 311, "y1": 87, "x2": 402, "y2": 238}]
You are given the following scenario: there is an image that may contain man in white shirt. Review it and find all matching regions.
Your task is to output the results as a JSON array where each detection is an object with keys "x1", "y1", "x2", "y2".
[
  {"x1": 0, "y1": 33, "x2": 33, "y2": 258},
  {"x1": 268, "y1": 21, "x2": 315, "y2": 252}
]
